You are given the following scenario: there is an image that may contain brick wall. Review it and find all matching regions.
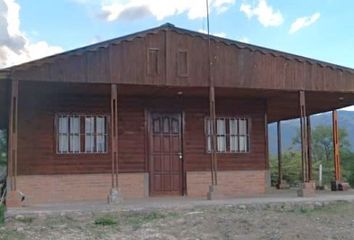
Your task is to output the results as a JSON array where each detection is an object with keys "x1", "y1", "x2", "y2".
[
  {"x1": 187, "y1": 170, "x2": 266, "y2": 198},
  {"x1": 14, "y1": 170, "x2": 265, "y2": 205},
  {"x1": 16, "y1": 173, "x2": 147, "y2": 205}
]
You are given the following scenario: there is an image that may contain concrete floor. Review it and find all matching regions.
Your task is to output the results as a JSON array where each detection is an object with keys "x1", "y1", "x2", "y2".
[{"x1": 6, "y1": 189, "x2": 354, "y2": 217}]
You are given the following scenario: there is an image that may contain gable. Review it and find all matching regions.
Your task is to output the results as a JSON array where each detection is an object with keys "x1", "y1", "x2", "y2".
[{"x1": 1, "y1": 24, "x2": 353, "y2": 93}]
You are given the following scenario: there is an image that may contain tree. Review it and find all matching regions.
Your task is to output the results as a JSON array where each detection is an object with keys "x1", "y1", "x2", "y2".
[
  {"x1": 270, "y1": 151, "x2": 302, "y2": 187},
  {"x1": 0, "y1": 130, "x2": 6, "y2": 167},
  {"x1": 292, "y1": 125, "x2": 353, "y2": 186}
]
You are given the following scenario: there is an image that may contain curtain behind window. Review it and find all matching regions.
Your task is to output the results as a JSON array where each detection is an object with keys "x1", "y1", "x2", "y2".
[
  {"x1": 216, "y1": 119, "x2": 226, "y2": 152},
  {"x1": 70, "y1": 116, "x2": 80, "y2": 153},
  {"x1": 58, "y1": 116, "x2": 68, "y2": 153},
  {"x1": 85, "y1": 117, "x2": 95, "y2": 153},
  {"x1": 96, "y1": 117, "x2": 106, "y2": 153},
  {"x1": 229, "y1": 119, "x2": 238, "y2": 152},
  {"x1": 239, "y1": 119, "x2": 247, "y2": 152}
]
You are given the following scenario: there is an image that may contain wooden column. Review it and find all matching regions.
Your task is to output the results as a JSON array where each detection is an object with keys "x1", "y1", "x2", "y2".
[
  {"x1": 206, "y1": 0, "x2": 222, "y2": 199},
  {"x1": 332, "y1": 110, "x2": 341, "y2": 181},
  {"x1": 7, "y1": 79, "x2": 18, "y2": 192},
  {"x1": 6, "y1": 79, "x2": 23, "y2": 207},
  {"x1": 209, "y1": 86, "x2": 217, "y2": 186},
  {"x1": 297, "y1": 91, "x2": 315, "y2": 197},
  {"x1": 299, "y1": 90, "x2": 309, "y2": 182},
  {"x1": 307, "y1": 116, "x2": 313, "y2": 181},
  {"x1": 111, "y1": 84, "x2": 118, "y2": 188},
  {"x1": 277, "y1": 121, "x2": 283, "y2": 187},
  {"x1": 264, "y1": 111, "x2": 271, "y2": 191},
  {"x1": 108, "y1": 84, "x2": 122, "y2": 203}
]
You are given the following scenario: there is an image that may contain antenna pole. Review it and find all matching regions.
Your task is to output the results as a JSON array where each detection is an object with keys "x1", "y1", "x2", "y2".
[
  {"x1": 206, "y1": 0, "x2": 210, "y2": 37},
  {"x1": 206, "y1": 0, "x2": 218, "y2": 186}
]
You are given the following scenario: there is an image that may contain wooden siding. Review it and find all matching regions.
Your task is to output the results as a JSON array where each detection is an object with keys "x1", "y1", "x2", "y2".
[
  {"x1": 17, "y1": 83, "x2": 266, "y2": 175},
  {"x1": 184, "y1": 98, "x2": 266, "y2": 171},
  {"x1": 17, "y1": 83, "x2": 146, "y2": 175},
  {"x1": 9, "y1": 27, "x2": 354, "y2": 93}
]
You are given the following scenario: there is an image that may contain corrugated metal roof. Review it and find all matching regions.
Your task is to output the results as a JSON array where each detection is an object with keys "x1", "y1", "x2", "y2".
[{"x1": 1, "y1": 23, "x2": 353, "y2": 75}]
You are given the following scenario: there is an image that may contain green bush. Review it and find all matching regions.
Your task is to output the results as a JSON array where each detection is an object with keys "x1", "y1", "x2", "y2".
[
  {"x1": 94, "y1": 215, "x2": 117, "y2": 226},
  {"x1": 125, "y1": 211, "x2": 165, "y2": 230},
  {"x1": 0, "y1": 204, "x2": 5, "y2": 225}
]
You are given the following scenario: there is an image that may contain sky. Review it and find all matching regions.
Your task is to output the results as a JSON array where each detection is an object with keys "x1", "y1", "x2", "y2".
[{"x1": 0, "y1": 0, "x2": 354, "y2": 109}]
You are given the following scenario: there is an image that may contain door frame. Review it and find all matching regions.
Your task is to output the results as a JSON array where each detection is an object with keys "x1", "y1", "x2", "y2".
[{"x1": 147, "y1": 110, "x2": 186, "y2": 196}]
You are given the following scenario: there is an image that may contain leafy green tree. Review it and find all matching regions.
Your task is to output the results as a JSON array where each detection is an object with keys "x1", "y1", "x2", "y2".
[
  {"x1": 0, "y1": 130, "x2": 6, "y2": 167},
  {"x1": 292, "y1": 125, "x2": 353, "y2": 186},
  {"x1": 270, "y1": 151, "x2": 302, "y2": 187}
]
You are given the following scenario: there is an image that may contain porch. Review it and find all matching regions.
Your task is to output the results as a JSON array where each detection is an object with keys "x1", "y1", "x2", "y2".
[
  {"x1": 1, "y1": 79, "x2": 354, "y2": 206},
  {"x1": 6, "y1": 189, "x2": 354, "y2": 217}
]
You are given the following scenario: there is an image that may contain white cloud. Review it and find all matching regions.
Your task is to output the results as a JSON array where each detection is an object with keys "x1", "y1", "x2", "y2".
[
  {"x1": 213, "y1": 0, "x2": 235, "y2": 14},
  {"x1": 0, "y1": 0, "x2": 63, "y2": 68},
  {"x1": 238, "y1": 36, "x2": 249, "y2": 43},
  {"x1": 340, "y1": 105, "x2": 354, "y2": 111},
  {"x1": 92, "y1": 0, "x2": 236, "y2": 22},
  {"x1": 289, "y1": 12, "x2": 320, "y2": 34},
  {"x1": 240, "y1": 0, "x2": 283, "y2": 27},
  {"x1": 198, "y1": 29, "x2": 227, "y2": 38}
]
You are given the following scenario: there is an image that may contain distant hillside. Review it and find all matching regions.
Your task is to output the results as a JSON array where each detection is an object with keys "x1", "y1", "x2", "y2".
[{"x1": 268, "y1": 110, "x2": 354, "y2": 155}]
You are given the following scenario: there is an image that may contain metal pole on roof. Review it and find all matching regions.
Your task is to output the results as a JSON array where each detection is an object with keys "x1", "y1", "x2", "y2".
[{"x1": 206, "y1": 0, "x2": 218, "y2": 187}]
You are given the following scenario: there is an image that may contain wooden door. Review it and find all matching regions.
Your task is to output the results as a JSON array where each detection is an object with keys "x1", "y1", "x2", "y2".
[{"x1": 150, "y1": 113, "x2": 183, "y2": 196}]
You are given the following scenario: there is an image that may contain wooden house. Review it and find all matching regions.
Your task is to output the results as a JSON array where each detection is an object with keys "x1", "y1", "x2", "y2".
[{"x1": 1, "y1": 23, "x2": 354, "y2": 206}]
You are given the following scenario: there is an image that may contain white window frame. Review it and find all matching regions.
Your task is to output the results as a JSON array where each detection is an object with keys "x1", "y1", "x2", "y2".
[
  {"x1": 205, "y1": 117, "x2": 250, "y2": 153},
  {"x1": 56, "y1": 114, "x2": 109, "y2": 154}
]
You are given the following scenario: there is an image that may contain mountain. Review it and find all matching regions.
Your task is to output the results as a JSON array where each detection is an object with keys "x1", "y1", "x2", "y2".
[{"x1": 268, "y1": 110, "x2": 354, "y2": 155}]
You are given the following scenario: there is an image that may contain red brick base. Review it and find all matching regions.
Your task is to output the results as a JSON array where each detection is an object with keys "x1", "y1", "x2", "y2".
[
  {"x1": 187, "y1": 170, "x2": 266, "y2": 198},
  {"x1": 11, "y1": 170, "x2": 266, "y2": 206},
  {"x1": 6, "y1": 191, "x2": 24, "y2": 208},
  {"x1": 14, "y1": 173, "x2": 148, "y2": 205}
]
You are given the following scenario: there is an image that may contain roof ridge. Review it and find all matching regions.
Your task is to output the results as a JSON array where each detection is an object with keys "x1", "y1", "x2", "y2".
[{"x1": 1, "y1": 23, "x2": 353, "y2": 74}]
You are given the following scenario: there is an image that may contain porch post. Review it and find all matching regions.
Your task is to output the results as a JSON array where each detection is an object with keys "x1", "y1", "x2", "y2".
[
  {"x1": 332, "y1": 110, "x2": 341, "y2": 181},
  {"x1": 108, "y1": 84, "x2": 122, "y2": 203},
  {"x1": 206, "y1": 0, "x2": 222, "y2": 200},
  {"x1": 6, "y1": 79, "x2": 23, "y2": 207},
  {"x1": 307, "y1": 116, "x2": 312, "y2": 181},
  {"x1": 264, "y1": 111, "x2": 271, "y2": 191},
  {"x1": 297, "y1": 90, "x2": 315, "y2": 197},
  {"x1": 276, "y1": 121, "x2": 284, "y2": 188},
  {"x1": 210, "y1": 86, "x2": 217, "y2": 186}
]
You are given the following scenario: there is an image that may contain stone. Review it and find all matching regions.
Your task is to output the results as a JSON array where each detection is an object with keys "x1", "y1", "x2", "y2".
[
  {"x1": 207, "y1": 185, "x2": 224, "y2": 200},
  {"x1": 338, "y1": 182, "x2": 350, "y2": 191},
  {"x1": 276, "y1": 180, "x2": 290, "y2": 189},
  {"x1": 107, "y1": 188, "x2": 123, "y2": 204},
  {"x1": 6, "y1": 191, "x2": 24, "y2": 208},
  {"x1": 314, "y1": 202, "x2": 323, "y2": 208},
  {"x1": 297, "y1": 181, "x2": 316, "y2": 197},
  {"x1": 238, "y1": 205, "x2": 247, "y2": 210},
  {"x1": 15, "y1": 215, "x2": 25, "y2": 221}
]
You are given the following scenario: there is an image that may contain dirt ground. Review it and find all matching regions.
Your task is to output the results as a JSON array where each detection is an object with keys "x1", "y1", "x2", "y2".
[{"x1": 1, "y1": 201, "x2": 354, "y2": 240}]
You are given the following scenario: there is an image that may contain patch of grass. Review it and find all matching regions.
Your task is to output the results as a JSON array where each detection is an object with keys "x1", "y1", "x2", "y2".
[
  {"x1": 16, "y1": 216, "x2": 34, "y2": 224},
  {"x1": 125, "y1": 211, "x2": 166, "y2": 230},
  {"x1": 297, "y1": 206, "x2": 313, "y2": 214},
  {"x1": 292, "y1": 202, "x2": 353, "y2": 216},
  {"x1": 0, "y1": 229, "x2": 25, "y2": 240},
  {"x1": 0, "y1": 204, "x2": 5, "y2": 225},
  {"x1": 94, "y1": 215, "x2": 118, "y2": 226}
]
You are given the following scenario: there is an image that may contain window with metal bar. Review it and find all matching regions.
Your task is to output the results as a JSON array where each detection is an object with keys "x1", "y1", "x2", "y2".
[
  {"x1": 56, "y1": 114, "x2": 108, "y2": 154},
  {"x1": 205, "y1": 117, "x2": 250, "y2": 153}
]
